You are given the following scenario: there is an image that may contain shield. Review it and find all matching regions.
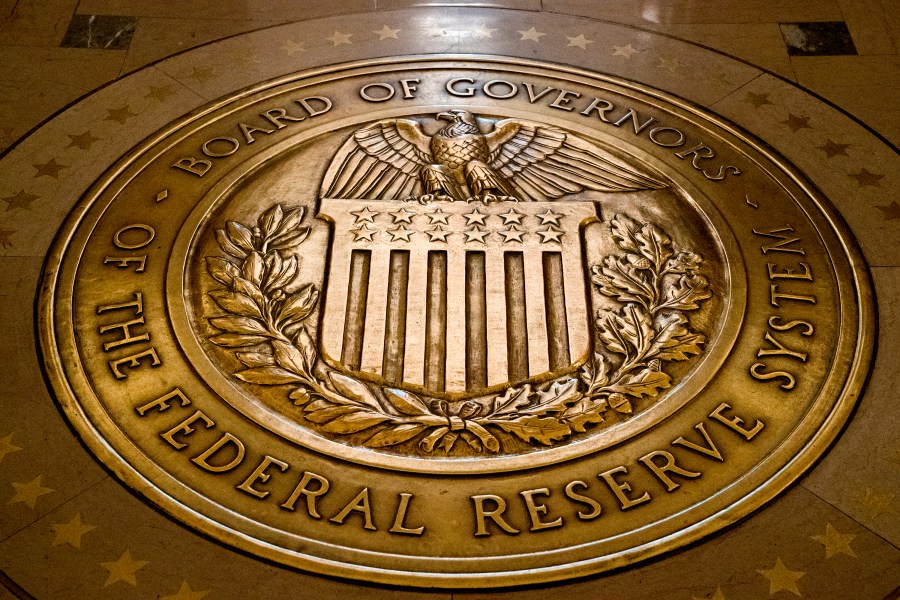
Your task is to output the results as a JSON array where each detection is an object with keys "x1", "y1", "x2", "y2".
[{"x1": 317, "y1": 199, "x2": 597, "y2": 398}]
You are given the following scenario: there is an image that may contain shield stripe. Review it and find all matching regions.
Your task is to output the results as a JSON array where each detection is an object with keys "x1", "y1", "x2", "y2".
[
  {"x1": 359, "y1": 249, "x2": 391, "y2": 375},
  {"x1": 340, "y1": 249, "x2": 370, "y2": 369},
  {"x1": 562, "y1": 241, "x2": 591, "y2": 363},
  {"x1": 543, "y1": 251, "x2": 571, "y2": 370},
  {"x1": 402, "y1": 250, "x2": 429, "y2": 387},
  {"x1": 424, "y1": 250, "x2": 447, "y2": 392},
  {"x1": 321, "y1": 233, "x2": 354, "y2": 364},
  {"x1": 445, "y1": 247, "x2": 468, "y2": 392},
  {"x1": 523, "y1": 247, "x2": 551, "y2": 377},
  {"x1": 382, "y1": 250, "x2": 410, "y2": 383},
  {"x1": 504, "y1": 251, "x2": 529, "y2": 382},
  {"x1": 485, "y1": 251, "x2": 509, "y2": 386},
  {"x1": 465, "y1": 251, "x2": 488, "y2": 391}
]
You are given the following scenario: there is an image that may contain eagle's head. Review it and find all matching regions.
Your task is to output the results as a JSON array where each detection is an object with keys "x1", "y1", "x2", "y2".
[{"x1": 436, "y1": 110, "x2": 480, "y2": 137}]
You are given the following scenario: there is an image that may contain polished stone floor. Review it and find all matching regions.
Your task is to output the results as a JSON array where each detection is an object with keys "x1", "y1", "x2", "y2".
[{"x1": 0, "y1": 1, "x2": 897, "y2": 599}]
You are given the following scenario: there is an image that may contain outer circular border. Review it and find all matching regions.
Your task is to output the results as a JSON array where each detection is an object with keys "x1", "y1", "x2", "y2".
[{"x1": 37, "y1": 54, "x2": 875, "y2": 588}]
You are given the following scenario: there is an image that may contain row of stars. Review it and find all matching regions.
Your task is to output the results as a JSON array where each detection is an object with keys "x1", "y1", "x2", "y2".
[
  {"x1": 351, "y1": 223, "x2": 563, "y2": 244},
  {"x1": 349, "y1": 205, "x2": 564, "y2": 227}
]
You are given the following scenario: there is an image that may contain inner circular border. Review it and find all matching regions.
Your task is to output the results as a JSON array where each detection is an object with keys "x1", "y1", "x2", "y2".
[{"x1": 37, "y1": 54, "x2": 875, "y2": 587}]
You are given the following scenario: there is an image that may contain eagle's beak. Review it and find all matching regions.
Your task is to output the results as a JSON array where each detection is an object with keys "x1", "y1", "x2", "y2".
[{"x1": 436, "y1": 112, "x2": 454, "y2": 121}]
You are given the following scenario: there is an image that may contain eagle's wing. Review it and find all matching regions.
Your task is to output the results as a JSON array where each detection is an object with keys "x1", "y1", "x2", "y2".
[
  {"x1": 485, "y1": 119, "x2": 667, "y2": 201},
  {"x1": 321, "y1": 119, "x2": 432, "y2": 199}
]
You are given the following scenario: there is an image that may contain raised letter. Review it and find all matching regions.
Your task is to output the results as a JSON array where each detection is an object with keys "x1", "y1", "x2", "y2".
[
  {"x1": 472, "y1": 494, "x2": 520, "y2": 536},
  {"x1": 160, "y1": 410, "x2": 214, "y2": 449},
  {"x1": 330, "y1": 487, "x2": 376, "y2": 531},
  {"x1": 237, "y1": 455, "x2": 289, "y2": 499},
  {"x1": 446, "y1": 77, "x2": 476, "y2": 97},
  {"x1": 770, "y1": 285, "x2": 817, "y2": 307},
  {"x1": 389, "y1": 493, "x2": 425, "y2": 536},
  {"x1": 752, "y1": 226, "x2": 806, "y2": 255},
  {"x1": 191, "y1": 433, "x2": 246, "y2": 473},
  {"x1": 172, "y1": 156, "x2": 211, "y2": 177},
  {"x1": 564, "y1": 481, "x2": 603, "y2": 520},
  {"x1": 108, "y1": 348, "x2": 160, "y2": 379},
  {"x1": 280, "y1": 471, "x2": 330, "y2": 517},
  {"x1": 580, "y1": 98, "x2": 614, "y2": 121},
  {"x1": 136, "y1": 388, "x2": 191, "y2": 416},
  {"x1": 750, "y1": 362, "x2": 796, "y2": 390},
  {"x1": 598, "y1": 466, "x2": 651, "y2": 510},
  {"x1": 520, "y1": 488, "x2": 563, "y2": 531},
  {"x1": 672, "y1": 422, "x2": 723, "y2": 461},
  {"x1": 709, "y1": 403, "x2": 764, "y2": 440},
  {"x1": 639, "y1": 450, "x2": 702, "y2": 492}
]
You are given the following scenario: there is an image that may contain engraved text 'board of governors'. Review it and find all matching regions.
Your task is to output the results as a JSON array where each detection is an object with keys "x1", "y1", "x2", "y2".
[{"x1": 39, "y1": 57, "x2": 874, "y2": 587}]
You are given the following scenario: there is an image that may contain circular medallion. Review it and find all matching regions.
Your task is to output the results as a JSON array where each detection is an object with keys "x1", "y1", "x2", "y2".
[{"x1": 39, "y1": 56, "x2": 873, "y2": 587}]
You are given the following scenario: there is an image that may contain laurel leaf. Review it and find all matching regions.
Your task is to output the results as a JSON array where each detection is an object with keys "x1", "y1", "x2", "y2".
[
  {"x1": 259, "y1": 204, "x2": 283, "y2": 236},
  {"x1": 271, "y1": 339, "x2": 308, "y2": 375},
  {"x1": 383, "y1": 388, "x2": 429, "y2": 416},
  {"x1": 305, "y1": 405, "x2": 360, "y2": 424},
  {"x1": 278, "y1": 284, "x2": 319, "y2": 325},
  {"x1": 226, "y1": 220, "x2": 255, "y2": 252},
  {"x1": 277, "y1": 207, "x2": 306, "y2": 236},
  {"x1": 206, "y1": 256, "x2": 238, "y2": 285},
  {"x1": 464, "y1": 422, "x2": 500, "y2": 453},
  {"x1": 272, "y1": 228, "x2": 311, "y2": 251},
  {"x1": 232, "y1": 276, "x2": 265, "y2": 308},
  {"x1": 235, "y1": 366, "x2": 304, "y2": 385},
  {"x1": 319, "y1": 410, "x2": 391, "y2": 433},
  {"x1": 215, "y1": 229, "x2": 247, "y2": 259},
  {"x1": 209, "y1": 333, "x2": 269, "y2": 347},
  {"x1": 242, "y1": 252, "x2": 265, "y2": 286},
  {"x1": 208, "y1": 290, "x2": 262, "y2": 319},
  {"x1": 364, "y1": 423, "x2": 427, "y2": 447},
  {"x1": 236, "y1": 351, "x2": 274, "y2": 367},
  {"x1": 494, "y1": 415, "x2": 571, "y2": 445},
  {"x1": 209, "y1": 316, "x2": 268, "y2": 336},
  {"x1": 267, "y1": 255, "x2": 298, "y2": 291},
  {"x1": 328, "y1": 372, "x2": 382, "y2": 411},
  {"x1": 295, "y1": 327, "x2": 317, "y2": 371}
]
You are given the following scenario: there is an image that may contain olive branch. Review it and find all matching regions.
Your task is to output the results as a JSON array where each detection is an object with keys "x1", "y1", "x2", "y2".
[{"x1": 204, "y1": 207, "x2": 710, "y2": 454}]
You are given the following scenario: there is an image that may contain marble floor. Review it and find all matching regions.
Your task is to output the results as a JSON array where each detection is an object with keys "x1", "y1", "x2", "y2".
[{"x1": 0, "y1": 1, "x2": 897, "y2": 599}]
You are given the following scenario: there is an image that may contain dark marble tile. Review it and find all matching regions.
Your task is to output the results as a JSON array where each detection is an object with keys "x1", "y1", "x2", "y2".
[
  {"x1": 60, "y1": 14, "x2": 135, "y2": 50},
  {"x1": 779, "y1": 21, "x2": 858, "y2": 56}
]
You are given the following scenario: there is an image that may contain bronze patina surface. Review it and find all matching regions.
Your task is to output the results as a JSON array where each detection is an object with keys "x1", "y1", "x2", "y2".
[{"x1": 38, "y1": 56, "x2": 874, "y2": 587}]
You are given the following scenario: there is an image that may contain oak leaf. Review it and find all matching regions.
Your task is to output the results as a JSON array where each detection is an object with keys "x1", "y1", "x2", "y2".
[{"x1": 494, "y1": 415, "x2": 571, "y2": 445}]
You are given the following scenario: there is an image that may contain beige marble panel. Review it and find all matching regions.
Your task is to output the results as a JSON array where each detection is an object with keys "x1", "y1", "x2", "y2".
[
  {"x1": 803, "y1": 267, "x2": 900, "y2": 547},
  {"x1": 792, "y1": 55, "x2": 900, "y2": 145},
  {"x1": 0, "y1": 476, "x2": 452, "y2": 600},
  {"x1": 0, "y1": 0, "x2": 78, "y2": 47},
  {"x1": 839, "y1": 0, "x2": 898, "y2": 55},
  {"x1": 664, "y1": 23, "x2": 796, "y2": 80},
  {"x1": 122, "y1": 17, "x2": 278, "y2": 73},
  {"x1": 542, "y1": 0, "x2": 844, "y2": 26},
  {"x1": 0, "y1": 47, "x2": 125, "y2": 153},
  {"x1": 77, "y1": 0, "x2": 376, "y2": 21}
]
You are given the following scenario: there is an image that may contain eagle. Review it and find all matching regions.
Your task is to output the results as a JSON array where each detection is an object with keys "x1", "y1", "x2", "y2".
[{"x1": 322, "y1": 109, "x2": 667, "y2": 202}]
